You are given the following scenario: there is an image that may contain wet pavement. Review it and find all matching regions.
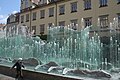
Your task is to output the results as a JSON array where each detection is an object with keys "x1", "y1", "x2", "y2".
[
  {"x1": 0, "y1": 74, "x2": 30, "y2": 80},
  {"x1": 0, "y1": 74, "x2": 14, "y2": 80}
]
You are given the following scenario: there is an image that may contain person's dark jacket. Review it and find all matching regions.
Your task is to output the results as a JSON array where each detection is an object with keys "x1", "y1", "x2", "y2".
[{"x1": 12, "y1": 61, "x2": 25, "y2": 71}]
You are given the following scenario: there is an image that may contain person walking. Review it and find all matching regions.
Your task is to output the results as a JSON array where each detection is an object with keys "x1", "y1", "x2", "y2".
[{"x1": 11, "y1": 58, "x2": 25, "y2": 80}]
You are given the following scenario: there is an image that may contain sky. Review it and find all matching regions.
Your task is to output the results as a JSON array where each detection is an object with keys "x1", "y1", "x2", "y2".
[{"x1": 0, "y1": 0, "x2": 20, "y2": 24}]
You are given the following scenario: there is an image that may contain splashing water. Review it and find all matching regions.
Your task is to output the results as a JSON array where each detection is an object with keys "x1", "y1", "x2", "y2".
[{"x1": 0, "y1": 18, "x2": 120, "y2": 72}]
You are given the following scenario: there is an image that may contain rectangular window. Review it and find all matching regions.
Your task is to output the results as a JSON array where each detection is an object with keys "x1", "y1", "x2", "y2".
[
  {"x1": 40, "y1": 24, "x2": 45, "y2": 34},
  {"x1": 32, "y1": 26, "x2": 36, "y2": 35},
  {"x1": 59, "y1": 21, "x2": 65, "y2": 26},
  {"x1": 21, "y1": 15, "x2": 24, "y2": 23},
  {"x1": 118, "y1": 14, "x2": 120, "y2": 27},
  {"x1": 26, "y1": 14, "x2": 29, "y2": 22},
  {"x1": 21, "y1": 0, "x2": 23, "y2": 4},
  {"x1": 49, "y1": 7, "x2": 54, "y2": 17},
  {"x1": 32, "y1": 12, "x2": 37, "y2": 20},
  {"x1": 40, "y1": 10, "x2": 45, "y2": 19},
  {"x1": 99, "y1": 15, "x2": 109, "y2": 28},
  {"x1": 48, "y1": 23, "x2": 53, "y2": 28},
  {"x1": 71, "y1": 2, "x2": 77, "y2": 13},
  {"x1": 71, "y1": 19, "x2": 78, "y2": 30},
  {"x1": 84, "y1": 17, "x2": 92, "y2": 28},
  {"x1": 84, "y1": 0, "x2": 91, "y2": 10},
  {"x1": 59, "y1": 5, "x2": 65, "y2": 15},
  {"x1": 25, "y1": 0, "x2": 29, "y2": 8},
  {"x1": 99, "y1": 0, "x2": 108, "y2": 7}
]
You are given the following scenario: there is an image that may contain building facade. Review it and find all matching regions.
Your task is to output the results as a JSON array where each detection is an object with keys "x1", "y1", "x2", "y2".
[
  {"x1": 0, "y1": 23, "x2": 5, "y2": 31},
  {"x1": 19, "y1": 0, "x2": 120, "y2": 37},
  {"x1": 6, "y1": 13, "x2": 20, "y2": 36}
]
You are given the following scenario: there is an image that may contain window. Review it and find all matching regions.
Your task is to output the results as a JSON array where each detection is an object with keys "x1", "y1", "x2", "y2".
[
  {"x1": 21, "y1": 0, "x2": 23, "y2": 4},
  {"x1": 84, "y1": 0, "x2": 91, "y2": 10},
  {"x1": 40, "y1": 10, "x2": 45, "y2": 19},
  {"x1": 49, "y1": 7, "x2": 54, "y2": 17},
  {"x1": 40, "y1": 24, "x2": 45, "y2": 34},
  {"x1": 70, "y1": 19, "x2": 78, "y2": 30},
  {"x1": 117, "y1": 0, "x2": 120, "y2": 4},
  {"x1": 99, "y1": 0, "x2": 108, "y2": 7},
  {"x1": 32, "y1": 26, "x2": 36, "y2": 35},
  {"x1": 99, "y1": 15, "x2": 109, "y2": 28},
  {"x1": 118, "y1": 14, "x2": 120, "y2": 27},
  {"x1": 21, "y1": 15, "x2": 24, "y2": 23},
  {"x1": 25, "y1": 0, "x2": 29, "y2": 8},
  {"x1": 84, "y1": 17, "x2": 92, "y2": 28},
  {"x1": 59, "y1": 5, "x2": 65, "y2": 15},
  {"x1": 59, "y1": 21, "x2": 65, "y2": 26},
  {"x1": 48, "y1": 23, "x2": 53, "y2": 28},
  {"x1": 32, "y1": 12, "x2": 37, "y2": 20},
  {"x1": 21, "y1": 0, "x2": 23, "y2": 9},
  {"x1": 26, "y1": 14, "x2": 29, "y2": 22},
  {"x1": 71, "y1": 2, "x2": 77, "y2": 13}
]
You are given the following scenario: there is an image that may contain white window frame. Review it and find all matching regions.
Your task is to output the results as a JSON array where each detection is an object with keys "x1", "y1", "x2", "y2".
[
  {"x1": 21, "y1": 15, "x2": 24, "y2": 23},
  {"x1": 40, "y1": 24, "x2": 45, "y2": 33},
  {"x1": 59, "y1": 5, "x2": 65, "y2": 15},
  {"x1": 26, "y1": 14, "x2": 29, "y2": 22},
  {"x1": 70, "y1": 19, "x2": 78, "y2": 30},
  {"x1": 84, "y1": 0, "x2": 91, "y2": 10},
  {"x1": 32, "y1": 12, "x2": 37, "y2": 20},
  {"x1": 84, "y1": 17, "x2": 92, "y2": 28},
  {"x1": 99, "y1": 0, "x2": 108, "y2": 7},
  {"x1": 71, "y1": 2, "x2": 77, "y2": 12},
  {"x1": 59, "y1": 21, "x2": 65, "y2": 26},
  {"x1": 49, "y1": 7, "x2": 54, "y2": 17},
  {"x1": 40, "y1": 10, "x2": 45, "y2": 19},
  {"x1": 99, "y1": 15, "x2": 109, "y2": 28}
]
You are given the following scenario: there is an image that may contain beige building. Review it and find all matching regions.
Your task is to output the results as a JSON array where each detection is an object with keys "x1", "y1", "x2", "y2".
[{"x1": 19, "y1": 0, "x2": 120, "y2": 36}]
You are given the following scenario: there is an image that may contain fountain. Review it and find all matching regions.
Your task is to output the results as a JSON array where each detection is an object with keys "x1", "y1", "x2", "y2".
[{"x1": 0, "y1": 18, "x2": 120, "y2": 79}]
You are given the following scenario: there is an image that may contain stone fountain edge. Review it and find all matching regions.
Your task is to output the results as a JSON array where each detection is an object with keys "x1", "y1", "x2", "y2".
[{"x1": 0, "y1": 65, "x2": 83, "y2": 80}]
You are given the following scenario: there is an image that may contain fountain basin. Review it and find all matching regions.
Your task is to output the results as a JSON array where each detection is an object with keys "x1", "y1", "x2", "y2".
[{"x1": 0, "y1": 64, "x2": 83, "y2": 80}]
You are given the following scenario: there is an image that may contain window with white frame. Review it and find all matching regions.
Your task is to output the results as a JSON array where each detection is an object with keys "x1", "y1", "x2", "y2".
[
  {"x1": 25, "y1": 0, "x2": 29, "y2": 8},
  {"x1": 21, "y1": 0, "x2": 23, "y2": 9},
  {"x1": 70, "y1": 19, "x2": 78, "y2": 30},
  {"x1": 84, "y1": 0, "x2": 91, "y2": 10},
  {"x1": 49, "y1": 7, "x2": 54, "y2": 17},
  {"x1": 48, "y1": 23, "x2": 53, "y2": 28},
  {"x1": 32, "y1": 12, "x2": 37, "y2": 20},
  {"x1": 99, "y1": 15, "x2": 109, "y2": 28},
  {"x1": 59, "y1": 21, "x2": 65, "y2": 26},
  {"x1": 40, "y1": 24, "x2": 45, "y2": 34},
  {"x1": 59, "y1": 5, "x2": 65, "y2": 15},
  {"x1": 26, "y1": 14, "x2": 29, "y2": 22},
  {"x1": 99, "y1": 0, "x2": 108, "y2": 7},
  {"x1": 21, "y1": 15, "x2": 24, "y2": 23},
  {"x1": 84, "y1": 17, "x2": 92, "y2": 28},
  {"x1": 40, "y1": 10, "x2": 45, "y2": 19},
  {"x1": 32, "y1": 26, "x2": 36, "y2": 35},
  {"x1": 71, "y1": 2, "x2": 77, "y2": 12}
]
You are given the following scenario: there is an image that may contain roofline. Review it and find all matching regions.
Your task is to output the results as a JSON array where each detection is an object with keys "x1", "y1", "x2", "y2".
[{"x1": 20, "y1": 0, "x2": 68, "y2": 14}]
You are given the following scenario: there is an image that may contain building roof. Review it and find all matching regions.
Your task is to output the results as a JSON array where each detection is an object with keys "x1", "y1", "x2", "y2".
[
  {"x1": 0, "y1": 23, "x2": 5, "y2": 31},
  {"x1": 20, "y1": 0, "x2": 63, "y2": 13},
  {"x1": 0, "y1": 23, "x2": 5, "y2": 27}
]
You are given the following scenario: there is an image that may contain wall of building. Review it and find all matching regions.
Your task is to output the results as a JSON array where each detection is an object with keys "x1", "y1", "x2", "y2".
[{"x1": 19, "y1": 0, "x2": 120, "y2": 36}]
